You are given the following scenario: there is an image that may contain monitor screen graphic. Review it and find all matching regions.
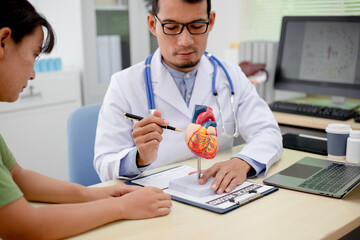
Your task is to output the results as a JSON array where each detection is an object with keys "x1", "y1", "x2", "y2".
[{"x1": 274, "y1": 16, "x2": 360, "y2": 101}]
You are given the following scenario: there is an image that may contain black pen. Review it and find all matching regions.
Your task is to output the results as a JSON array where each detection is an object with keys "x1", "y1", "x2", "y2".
[{"x1": 124, "y1": 113, "x2": 181, "y2": 132}]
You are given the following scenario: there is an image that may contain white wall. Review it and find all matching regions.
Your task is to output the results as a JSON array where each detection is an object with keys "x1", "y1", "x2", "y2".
[
  {"x1": 29, "y1": 0, "x2": 84, "y2": 71},
  {"x1": 29, "y1": 0, "x2": 242, "y2": 72},
  {"x1": 207, "y1": 0, "x2": 241, "y2": 59}
]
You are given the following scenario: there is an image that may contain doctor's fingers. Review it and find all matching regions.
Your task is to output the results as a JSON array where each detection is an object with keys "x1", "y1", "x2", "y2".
[
  {"x1": 133, "y1": 132, "x2": 160, "y2": 163},
  {"x1": 215, "y1": 159, "x2": 249, "y2": 194},
  {"x1": 137, "y1": 113, "x2": 169, "y2": 129},
  {"x1": 136, "y1": 139, "x2": 161, "y2": 166},
  {"x1": 215, "y1": 170, "x2": 246, "y2": 194},
  {"x1": 132, "y1": 122, "x2": 164, "y2": 139},
  {"x1": 200, "y1": 162, "x2": 245, "y2": 194},
  {"x1": 133, "y1": 123, "x2": 164, "y2": 138},
  {"x1": 198, "y1": 162, "x2": 222, "y2": 185}
]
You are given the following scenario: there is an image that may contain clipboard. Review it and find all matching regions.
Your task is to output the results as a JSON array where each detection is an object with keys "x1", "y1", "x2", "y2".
[{"x1": 125, "y1": 165, "x2": 278, "y2": 214}]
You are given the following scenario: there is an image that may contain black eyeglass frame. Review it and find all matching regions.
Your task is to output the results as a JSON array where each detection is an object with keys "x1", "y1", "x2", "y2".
[{"x1": 154, "y1": 15, "x2": 210, "y2": 36}]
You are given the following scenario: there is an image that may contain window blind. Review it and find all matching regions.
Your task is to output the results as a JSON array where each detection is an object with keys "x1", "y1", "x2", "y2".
[{"x1": 241, "y1": 0, "x2": 360, "y2": 41}]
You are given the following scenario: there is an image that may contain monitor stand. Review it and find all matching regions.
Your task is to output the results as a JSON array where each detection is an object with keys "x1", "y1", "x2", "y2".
[{"x1": 311, "y1": 96, "x2": 359, "y2": 110}]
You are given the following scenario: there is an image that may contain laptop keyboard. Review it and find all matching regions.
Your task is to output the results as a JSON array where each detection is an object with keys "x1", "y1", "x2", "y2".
[{"x1": 299, "y1": 163, "x2": 360, "y2": 193}]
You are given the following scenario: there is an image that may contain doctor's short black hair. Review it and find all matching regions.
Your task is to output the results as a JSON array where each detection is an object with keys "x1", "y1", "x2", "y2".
[
  {"x1": 0, "y1": 0, "x2": 55, "y2": 54},
  {"x1": 150, "y1": 0, "x2": 211, "y2": 17}
]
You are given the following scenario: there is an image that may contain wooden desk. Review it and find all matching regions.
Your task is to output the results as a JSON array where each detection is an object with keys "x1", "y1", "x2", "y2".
[
  {"x1": 274, "y1": 112, "x2": 360, "y2": 131},
  {"x1": 63, "y1": 146, "x2": 360, "y2": 240}
]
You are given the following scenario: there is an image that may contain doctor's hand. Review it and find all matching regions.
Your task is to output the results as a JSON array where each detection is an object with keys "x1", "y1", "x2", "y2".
[
  {"x1": 132, "y1": 110, "x2": 169, "y2": 167},
  {"x1": 199, "y1": 158, "x2": 251, "y2": 195}
]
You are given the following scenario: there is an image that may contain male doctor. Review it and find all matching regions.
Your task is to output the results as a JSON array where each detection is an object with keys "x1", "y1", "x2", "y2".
[{"x1": 94, "y1": 0, "x2": 283, "y2": 195}]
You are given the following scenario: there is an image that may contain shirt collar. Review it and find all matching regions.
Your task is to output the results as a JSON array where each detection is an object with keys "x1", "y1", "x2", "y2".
[{"x1": 161, "y1": 61, "x2": 198, "y2": 81}]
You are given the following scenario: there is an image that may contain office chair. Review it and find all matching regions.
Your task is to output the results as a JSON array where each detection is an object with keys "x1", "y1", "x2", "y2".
[{"x1": 67, "y1": 103, "x2": 102, "y2": 186}]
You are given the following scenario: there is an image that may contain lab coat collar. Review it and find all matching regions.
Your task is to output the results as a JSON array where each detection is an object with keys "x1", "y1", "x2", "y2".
[
  {"x1": 151, "y1": 49, "x2": 214, "y2": 119},
  {"x1": 151, "y1": 49, "x2": 191, "y2": 118}
]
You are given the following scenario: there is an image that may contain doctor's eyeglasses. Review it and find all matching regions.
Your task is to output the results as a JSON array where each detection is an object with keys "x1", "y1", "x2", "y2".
[{"x1": 154, "y1": 15, "x2": 210, "y2": 35}]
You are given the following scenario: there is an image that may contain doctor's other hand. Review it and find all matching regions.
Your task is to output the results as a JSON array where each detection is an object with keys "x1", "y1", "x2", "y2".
[
  {"x1": 199, "y1": 158, "x2": 251, "y2": 194},
  {"x1": 132, "y1": 110, "x2": 169, "y2": 167},
  {"x1": 116, "y1": 186, "x2": 172, "y2": 219}
]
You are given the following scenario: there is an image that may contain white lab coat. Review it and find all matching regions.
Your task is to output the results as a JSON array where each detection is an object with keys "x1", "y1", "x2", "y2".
[{"x1": 94, "y1": 49, "x2": 283, "y2": 182}]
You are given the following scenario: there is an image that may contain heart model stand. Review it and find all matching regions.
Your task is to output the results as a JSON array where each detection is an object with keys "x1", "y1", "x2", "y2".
[
  {"x1": 197, "y1": 156, "x2": 201, "y2": 179},
  {"x1": 168, "y1": 105, "x2": 218, "y2": 198}
]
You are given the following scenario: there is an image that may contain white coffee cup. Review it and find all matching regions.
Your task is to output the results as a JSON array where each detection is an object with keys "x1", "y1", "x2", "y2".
[
  {"x1": 346, "y1": 130, "x2": 360, "y2": 164},
  {"x1": 326, "y1": 123, "x2": 352, "y2": 160}
]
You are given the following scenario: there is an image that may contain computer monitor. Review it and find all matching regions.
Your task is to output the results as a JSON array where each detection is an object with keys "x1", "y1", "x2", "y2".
[{"x1": 274, "y1": 16, "x2": 360, "y2": 109}]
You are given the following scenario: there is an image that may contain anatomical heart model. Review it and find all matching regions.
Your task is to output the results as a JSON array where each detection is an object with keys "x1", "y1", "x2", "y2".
[{"x1": 185, "y1": 105, "x2": 218, "y2": 177}]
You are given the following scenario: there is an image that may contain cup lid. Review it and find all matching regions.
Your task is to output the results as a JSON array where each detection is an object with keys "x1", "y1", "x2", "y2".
[
  {"x1": 326, "y1": 123, "x2": 352, "y2": 134},
  {"x1": 350, "y1": 130, "x2": 360, "y2": 139}
]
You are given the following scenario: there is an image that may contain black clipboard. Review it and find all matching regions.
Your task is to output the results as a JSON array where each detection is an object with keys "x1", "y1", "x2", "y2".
[
  {"x1": 168, "y1": 185, "x2": 278, "y2": 214},
  {"x1": 125, "y1": 165, "x2": 278, "y2": 214}
]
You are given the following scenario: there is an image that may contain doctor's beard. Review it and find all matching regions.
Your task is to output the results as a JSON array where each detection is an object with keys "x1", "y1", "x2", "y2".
[{"x1": 169, "y1": 59, "x2": 201, "y2": 70}]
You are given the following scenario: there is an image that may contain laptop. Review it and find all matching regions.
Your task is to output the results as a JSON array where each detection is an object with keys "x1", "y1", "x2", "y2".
[{"x1": 263, "y1": 157, "x2": 360, "y2": 198}]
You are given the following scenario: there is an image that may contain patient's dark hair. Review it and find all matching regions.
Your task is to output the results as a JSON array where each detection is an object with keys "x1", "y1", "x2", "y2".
[
  {"x1": 0, "y1": 0, "x2": 55, "y2": 53},
  {"x1": 150, "y1": 0, "x2": 211, "y2": 17}
]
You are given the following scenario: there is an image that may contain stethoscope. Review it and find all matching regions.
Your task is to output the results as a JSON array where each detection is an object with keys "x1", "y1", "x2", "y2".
[{"x1": 144, "y1": 51, "x2": 239, "y2": 138}]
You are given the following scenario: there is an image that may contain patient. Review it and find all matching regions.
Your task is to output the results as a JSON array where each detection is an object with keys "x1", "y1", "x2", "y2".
[{"x1": 0, "y1": 1, "x2": 171, "y2": 239}]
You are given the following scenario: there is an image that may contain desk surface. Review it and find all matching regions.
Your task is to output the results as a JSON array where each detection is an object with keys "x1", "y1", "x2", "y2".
[
  {"x1": 274, "y1": 112, "x2": 360, "y2": 131},
  {"x1": 62, "y1": 146, "x2": 360, "y2": 240}
]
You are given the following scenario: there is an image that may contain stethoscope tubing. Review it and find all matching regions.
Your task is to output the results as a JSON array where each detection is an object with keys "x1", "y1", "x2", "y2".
[
  {"x1": 144, "y1": 53, "x2": 155, "y2": 110},
  {"x1": 204, "y1": 51, "x2": 235, "y2": 96},
  {"x1": 145, "y1": 51, "x2": 235, "y2": 105},
  {"x1": 144, "y1": 51, "x2": 239, "y2": 138}
]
